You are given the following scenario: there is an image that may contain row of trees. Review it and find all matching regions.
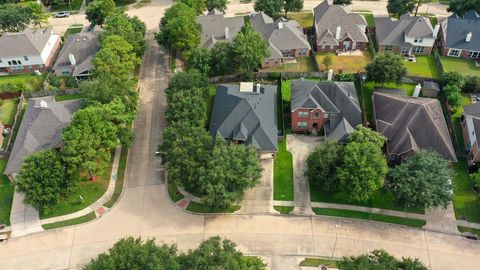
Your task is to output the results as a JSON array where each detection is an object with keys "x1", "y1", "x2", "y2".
[
  {"x1": 158, "y1": 71, "x2": 262, "y2": 209},
  {"x1": 0, "y1": 2, "x2": 49, "y2": 32},
  {"x1": 16, "y1": 4, "x2": 146, "y2": 213},
  {"x1": 306, "y1": 127, "x2": 453, "y2": 209},
  {"x1": 84, "y1": 236, "x2": 428, "y2": 270}
]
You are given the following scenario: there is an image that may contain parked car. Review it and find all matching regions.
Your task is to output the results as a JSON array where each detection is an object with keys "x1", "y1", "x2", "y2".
[{"x1": 54, "y1": 11, "x2": 70, "y2": 18}]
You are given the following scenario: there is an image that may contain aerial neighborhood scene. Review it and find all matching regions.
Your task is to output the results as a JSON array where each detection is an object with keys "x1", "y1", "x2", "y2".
[{"x1": 1, "y1": 0, "x2": 480, "y2": 269}]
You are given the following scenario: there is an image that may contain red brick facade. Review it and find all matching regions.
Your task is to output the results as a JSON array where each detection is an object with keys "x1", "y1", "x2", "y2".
[
  {"x1": 315, "y1": 36, "x2": 368, "y2": 53},
  {"x1": 378, "y1": 45, "x2": 432, "y2": 55},
  {"x1": 262, "y1": 48, "x2": 311, "y2": 68},
  {"x1": 291, "y1": 108, "x2": 325, "y2": 132}
]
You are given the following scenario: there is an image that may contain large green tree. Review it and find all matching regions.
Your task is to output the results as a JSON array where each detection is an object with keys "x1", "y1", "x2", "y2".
[
  {"x1": 442, "y1": 71, "x2": 465, "y2": 88},
  {"x1": 25, "y1": 2, "x2": 49, "y2": 28},
  {"x1": 178, "y1": 0, "x2": 207, "y2": 15},
  {"x1": 93, "y1": 35, "x2": 140, "y2": 78},
  {"x1": 448, "y1": 0, "x2": 480, "y2": 17},
  {"x1": 86, "y1": 0, "x2": 116, "y2": 27},
  {"x1": 305, "y1": 140, "x2": 343, "y2": 193},
  {"x1": 210, "y1": 42, "x2": 235, "y2": 76},
  {"x1": 167, "y1": 70, "x2": 209, "y2": 94},
  {"x1": 254, "y1": 0, "x2": 283, "y2": 18},
  {"x1": 232, "y1": 23, "x2": 269, "y2": 72},
  {"x1": 165, "y1": 87, "x2": 206, "y2": 127},
  {"x1": 284, "y1": 0, "x2": 303, "y2": 17},
  {"x1": 366, "y1": 53, "x2": 407, "y2": 85},
  {"x1": 333, "y1": 0, "x2": 352, "y2": 5},
  {"x1": 387, "y1": 0, "x2": 416, "y2": 18},
  {"x1": 347, "y1": 125, "x2": 386, "y2": 148},
  {"x1": 206, "y1": 0, "x2": 228, "y2": 12},
  {"x1": 160, "y1": 3, "x2": 197, "y2": 27},
  {"x1": 0, "y1": 3, "x2": 30, "y2": 32},
  {"x1": 16, "y1": 150, "x2": 69, "y2": 213},
  {"x1": 187, "y1": 47, "x2": 212, "y2": 75},
  {"x1": 338, "y1": 249, "x2": 428, "y2": 270},
  {"x1": 388, "y1": 150, "x2": 453, "y2": 210},
  {"x1": 103, "y1": 13, "x2": 147, "y2": 57},
  {"x1": 156, "y1": 11, "x2": 201, "y2": 56}
]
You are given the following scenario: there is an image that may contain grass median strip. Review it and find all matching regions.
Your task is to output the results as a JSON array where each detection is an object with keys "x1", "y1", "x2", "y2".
[
  {"x1": 168, "y1": 182, "x2": 184, "y2": 203},
  {"x1": 299, "y1": 258, "x2": 338, "y2": 268},
  {"x1": 312, "y1": 208, "x2": 426, "y2": 228},
  {"x1": 42, "y1": 212, "x2": 96, "y2": 230},
  {"x1": 103, "y1": 147, "x2": 128, "y2": 208},
  {"x1": 274, "y1": 206, "x2": 294, "y2": 214},
  {"x1": 458, "y1": 226, "x2": 480, "y2": 237},
  {"x1": 274, "y1": 139, "x2": 294, "y2": 201},
  {"x1": 186, "y1": 201, "x2": 240, "y2": 213}
]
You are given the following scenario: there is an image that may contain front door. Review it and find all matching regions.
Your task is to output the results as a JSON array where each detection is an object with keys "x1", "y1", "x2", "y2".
[{"x1": 343, "y1": 40, "x2": 351, "y2": 50}]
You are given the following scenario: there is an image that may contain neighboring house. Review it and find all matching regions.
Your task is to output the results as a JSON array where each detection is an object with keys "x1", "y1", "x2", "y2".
[
  {"x1": 0, "y1": 28, "x2": 61, "y2": 75},
  {"x1": 461, "y1": 103, "x2": 480, "y2": 166},
  {"x1": 4, "y1": 96, "x2": 82, "y2": 181},
  {"x1": 440, "y1": 11, "x2": 480, "y2": 59},
  {"x1": 290, "y1": 80, "x2": 362, "y2": 141},
  {"x1": 250, "y1": 13, "x2": 311, "y2": 68},
  {"x1": 373, "y1": 92, "x2": 456, "y2": 164},
  {"x1": 197, "y1": 9, "x2": 245, "y2": 48},
  {"x1": 209, "y1": 82, "x2": 278, "y2": 153},
  {"x1": 313, "y1": 0, "x2": 368, "y2": 52},
  {"x1": 422, "y1": 81, "x2": 441, "y2": 98},
  {"x1": 53, "y1": 31, "x2": 100, "y2": 79},
  {"x1": 375, "y1": 13, "x2": 438, "y2": 55}
]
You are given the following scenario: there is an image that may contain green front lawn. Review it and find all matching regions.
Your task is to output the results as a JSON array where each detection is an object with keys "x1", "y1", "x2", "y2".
[
  {"x1": 186, "y1": 201, "x2": 240, "y2": 213},
  {"x1": 440, "y1": 56, "x2": 480, "y2": 77},
  {"x1": 273, "y1": 205, "x2": 294, "y2": 214},
  {"x1": 0, "y1": 160, "x2": 14, "y2": 225},
  {"x1": 274, "y1": 139, "x2": 294, "y2": 201},
  {"x1": 458, "y1": 226, "x2": 480, "y2": 237},
  {"x1": 42, "y1": 211, "x2": 96, "y2": 230},
  {"x1": 404, "y1": 55, "x2": 440, "y2": 79},
  {"x1": 316, "y1": 52, "x2": 371, "y2": 73},
  {"x1": 358, "y1": 12, "x2": 374, "y2": 28},
  {"x1": 452, "y1": 159, "x2": 480, "y2": 223},
  {"x1": 299, "y1": 258, "x2": 338, "y2": 268},
  {"x1": 362, "y1": 82, "x2": 416, "y2": 122},
  {"x1": 0, "y1": 99, "x2": 19, "y2": 126},
  {"x1": 312, "y1": 208, "x2": 426, "y2": 227},
  {"x1": 63, "y1": 25, "x2": 83, "y2": 39},
  {"x1": 287, "y1": 12, "x2": 313, "y2": 29},
  {"x1": 50, "y1": 0, "x2": 83, "y2": 12},
  {"x1": 262, "y1": 57, "x2": 317, "y2": 72}
]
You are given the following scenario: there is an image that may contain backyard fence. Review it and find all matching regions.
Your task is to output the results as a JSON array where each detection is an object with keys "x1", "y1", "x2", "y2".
[
  {"x1": 22, "y1": 89, "x2": 82, "y2": 99},
  {"x1": 433, "y1": 47, "x2": 445, "y2": 75},
  {"x1": 5, "y1": 93, "x2": 26, "y2": 152},
  {"x1": 209, "y1": 72, "x2": 324, "y2": 84}
]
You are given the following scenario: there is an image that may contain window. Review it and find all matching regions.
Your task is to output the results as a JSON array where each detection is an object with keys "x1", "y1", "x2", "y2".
[
  {"x1": 314, "y1": 112, "x2": 320, "y2": 118},
  {"x1": 17, "y1": 60, "x2": 22, "y2": 65},
  {"x1": 413, "y1": 37, "x2": 423, "y2": 43},
  {"x1": 448, "y1": 49, "x2": 461, "y2": 57},
  {"x1": 321, "y1": 45, "x2": 326, "y2": 50},
  {"x1": 401, "y1": 47, "x2": 410, "y2": 54},
  {"x1": 298, "y1": 111, "x2": 309, "y2": 118},
  {"x1": 324, "y1": 113, "x2": 329, "y2": 119},
  {"x1": 12, "y1": 60, "x2": 17, "y2": 65},
  {"x1": 299, "y1": 48, "x2": 307, "y2": 55},
  {"x1": 384, "y1": 45, "x2": 393, "y2": 51},
  {"x1": 0, "y1": 59, "x2": 2, "y2": 63},
  {"x1": 297, "y1": 122, "x2": 308, "y2": 128},
  {"x1": 7, "y1": 61, "x2": 11, "y2": 65},
  {"x1": 23, "y1": 56, "x2": 28, "y2": 61},
  {"x1": 412, "y1": 46, "x2": 425, "y2": 53},
  {"x1": 357, "y1": 43, "x2": 362, "y2": 48},
  {"x1": 468, "y1": 51, "x2": 480, "y2": 59}
]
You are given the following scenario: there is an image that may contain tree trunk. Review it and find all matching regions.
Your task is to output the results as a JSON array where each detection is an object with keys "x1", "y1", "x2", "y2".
[{"x1": 415, "y1": 1, "x2": 421, "y2": 16}]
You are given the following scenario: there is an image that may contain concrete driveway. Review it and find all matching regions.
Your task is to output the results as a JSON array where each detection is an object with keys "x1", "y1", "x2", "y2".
[{"x1": 238, "y1": 156, "x2": 274, "y2": 214}]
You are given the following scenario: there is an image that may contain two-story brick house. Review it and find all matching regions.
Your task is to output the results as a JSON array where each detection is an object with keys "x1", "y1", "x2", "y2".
[
  {"x1": 290, "y1": 80, "x2": 362, "y2": 141},
  {"x1": 440, "y1": 11, "x2": 480, "y2": 59},
  {"x1": 461, "y1": 103, "x2": 480, "y2": 166}
]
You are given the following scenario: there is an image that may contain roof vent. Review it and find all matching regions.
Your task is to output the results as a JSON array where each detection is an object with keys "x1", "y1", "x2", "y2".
[
  {"x1": 225, "y1": 27, "x2": 229, "y2": 39},
  {"x1": 335, "y1": 26, "x2": 341, "y2": 40},
  {"x1": 255, "y1": 83, "x2": 261, "y2": 93},
  {"x1": 278, "y1": 21, "x2": 283, "y2": 29},
  {"x1": 69, "y1": 53, "x2": 76, "y2": 66},
  {"x1": 466, "y1": 32, "x2": 472, "y2": 42},
  {"x1": 82, "y1": 38, "x2": 87, "y2": 41},
  {"x1": 39, "y1": 100, "x2": 48, "y2": 109},
  {"x1": 76, "y1": 38, "x2": 80, "y2": 42}
]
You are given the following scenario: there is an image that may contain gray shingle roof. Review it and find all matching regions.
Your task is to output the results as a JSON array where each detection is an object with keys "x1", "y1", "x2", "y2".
[
  {"x1": 291, "y1": 80, "x2": 362, "y2": 138},
  {"x1": 251, "y1": 13, "x2": 310, "y2": 60},
  {"x1": 463, "y1": 103, "x2": 480, "y2": 117},
  {"x1": 313, "y1": 0, "x2": 368, "y2": 46},
  {"x1": 375, "y1": 13, "x2": 434, "y2": 47},
  {"x1": 373, "y1": 92, "x2": 456, "y2": 162},
  {"x1": 209, "y1": 83, "x2": 278, "y2": 152},
  {"x1": 442, "y1": 11, "x2": 480, "y2": 51},
  {"x1": 422, "y1": 81, "x2": 440, "y2": 92},
  {"x1": 5, "y1": 97, "x2": 82, "y2": 176},
  {"x1": 197, "y1": 13, "x2": 245, "y2": 48},
  {"x1": 0, "y1": 28, "x2": 58, "y2": 58},
  {"x1": 53, "y1": 31, "x2": 100, "y2": 77}
]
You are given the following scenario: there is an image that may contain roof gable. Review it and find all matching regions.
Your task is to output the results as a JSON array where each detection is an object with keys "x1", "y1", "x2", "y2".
[
  {"x1": 0, "y1": 28, "x2": 57, "y2": 58},
  {"x1": 197, "y1": 14, "x2": 245, "y2": 48},
  {"x1": 53, "y1": 32, "x2": 100, "y2": 75},
  {"x1": 443, "y1": 11, "x2": 480, "y2": 51}
]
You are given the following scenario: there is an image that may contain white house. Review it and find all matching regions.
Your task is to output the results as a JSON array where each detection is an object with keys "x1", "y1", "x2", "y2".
[{"x1": 0, "y1": 28, "x2": 61, "y2": 75}]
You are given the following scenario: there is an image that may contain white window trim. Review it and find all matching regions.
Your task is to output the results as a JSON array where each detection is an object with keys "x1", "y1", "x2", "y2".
[
  {"x1": 448, "y1": 48, "x2": 462, "y2": 57},
  {"x1": 468, "y1": 51, "x2": 480, "y2": 59}
]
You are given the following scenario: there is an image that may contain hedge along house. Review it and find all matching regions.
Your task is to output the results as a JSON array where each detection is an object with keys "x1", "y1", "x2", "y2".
[
  {"x1": 250, "y1": 12, "x2": 311, "y2": 68},
  {"x1": 375, "y1": 13, "x2": 438, "y2": 56},
  {"x1": 313, "y1": 0, "x2": 368, "y2": 53},
  {"x1": 440, "y1": 11, "x2": 480, "y2": 59},
  {"x1": 290, "y1": 80, "x2": 362, "y2": 141},
  {"x1": 4, "y1": 97, "x2": 82, "y2": 182},
  {"x1": 0, "y1": 28, "x2": 61, "y2": 75},
  {"x1": 209, "y1": 83, "x2": 278, "y2": 154}
]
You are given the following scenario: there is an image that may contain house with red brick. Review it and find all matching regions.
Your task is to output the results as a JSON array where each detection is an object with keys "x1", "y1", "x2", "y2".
[
  {"x1": 461, "y1": 103, "x2": 480, "y2": 166},
  {"x1": 375, "y1": 13, "x2": 439, "y2": 56},
  {"x1": 313, "y1": 0, "x2": 368, "y2": 53},
  {"x1": 251, "y1": 13, "x2": 311, "y2": 68},
  {"x1": 290, "y1": 80, "x2": 362, "y2": 141},
  {"x1": 0, "y1": 28, "x2": 61, "y2": 75},
  {"x1": 440, "y1": 11, "x2": 480, "y2": 59}
]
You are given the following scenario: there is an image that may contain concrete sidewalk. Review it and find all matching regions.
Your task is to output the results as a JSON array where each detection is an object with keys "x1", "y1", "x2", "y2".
[{"x1": 10, "y1": 191, "x2": 43, "y2": 237}]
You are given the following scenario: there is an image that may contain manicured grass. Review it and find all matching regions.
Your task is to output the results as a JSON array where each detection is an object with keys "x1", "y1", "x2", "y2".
[
  {"x1": 287, "y1": 12, "x2": 313, "y2": 29},
  {"x1": 312, "y1": 208, "x2": 426, "y2": 227},
  {"x1": 0, "y1": 99, "x2": 19, "y2": 126},
  {"x1": 6, "y1": 102, "x2": 27, "y2": 151},
  {"x1": 186, "y1": 201, "x2": 240, "y2": 213},
  {"x1": 263, "y1": 57, "x2": 317, "y2": 72},
  {"x1": 274, "y1": 139, "x2": 294, "y2": 201},
  {"x1": 404, "y1": 55, "x2": 440, "y2": 79},
  {"x1": 63, "y1": 25, "x2": 83, "y2": 39},
  {"x1": 299, "y1": 258, "x2": 338, "y2": 268},
  {"x1": 55, "y1": 94, "x2": 85, "y2": 102},
  {"x1": 418, "y1": 13, "x2": 438, "y2": 27},
  {"x1": 0, "y1": 73, "x2": 47, "y2": 92},
  {"x1": 274, "y1": 205, "x2": 294, "y2": 214},
  {"x1": 316, "y1": 52, "x2": 371, "y2": 73},
  {"x1": 458, "y1": 226, "x2": 480, "y2": 237},
  {"x1": 103, "y1": 147, "x2": 128, "y2": 208},
  {"x1": 281, "y1": 80, "x2": 291, "y2": 102},
  {"x1": 310, "y1": 184, "x2": 424, "y2": 214},
  {"x1": 50, "y1": 0, "x2": 83, "y2": 12},
  {"x1": 440, "y1": 56, "x2": 480, "y2": 77},
  {"x1": 42, "y1": 212, "x2": 96, "y2": 230},
  {"x1": 206, "y1": 85, "x2": 217, "y2": 124},
  {"x1": 40, "y1": 158, "x2": 113, "y2": 219},
  {"x1": 168, "y1": 182, "x2": 184, "y2": 203},
  {"x1": 358, "y1": 12, "x2": 374, "y2": 28},
  {"x1": 452, "y1": 158, "x2": 480, "y2": 223},
  {"x1": 361, "y1": 82, "x2": 416, "y2": 122},
  {"x1": 0, "y1": 160, "x2": 14, "y2": 226}
]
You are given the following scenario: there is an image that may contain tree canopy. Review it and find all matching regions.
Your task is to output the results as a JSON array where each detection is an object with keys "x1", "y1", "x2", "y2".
[
  {"x1": 387, "y1": 0, "x2": 416, "y2": 18},
  {"x1": 102, "y1": 13, "x2": 147, "y2": 57},
  {"x1": 284, "y1": 0, "x2": 304, "y2": 17},
  {"x1": 206, "y1": 0, "x2": 228, "y2": 12},
  {"x1": 448, "y1": 0, "x2": 480, "y2": 17},
  {"x1": 305, "y1": 140, "x2": 343, "y2": 193},
  {"x1": 388, "y1": 150, "x2": 453, "y2": 210},
  {"x1": 25, "y1": 2, "x2": 49, "y2": 28},
  {"x1": 167, "y1": 70, "x2": 210, "y2": 94},
  {"x1": 86, "y1": 0, "x2": 116, "y2": 27},
  {"x1": 93, "y1": 35, "x2": 140, "y2": 78},
  {"x1": 333, "y1": 0, "x2": 352, "y2": 6},
  {"x1": 178, "y1": 0, "x2": 207, "y2": 15},
  {"x1": 0, "y1": 3, "x2": 30, "y2": 32},
  {"x1": 232, "y1": 23, "x2": 269, "y2": 72},
  {"x1": 366, "y1": 53, "x2": 407, "y2": 85},
  {"x1": 187, "y1": 48, "x2": 212, "y2": 75},
  {"x1": 254, "y1": 0, "x2": 283, "y2": 18},
  {"x1": 338, "y1": 249, "x2": 428, "y2": 270},
  {"x1": 210, "y1": 42, "x2": 235, "y2": 76},
  {"x1": 165, "y1": 87, "x2": 206, "y2": 126}
]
